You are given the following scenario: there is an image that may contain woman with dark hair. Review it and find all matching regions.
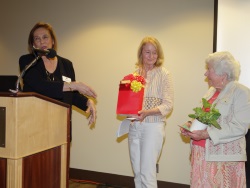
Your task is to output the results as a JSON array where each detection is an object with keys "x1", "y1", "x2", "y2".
[{"x1": 19, "y1": 22, "x2": 97, "y2": 135}]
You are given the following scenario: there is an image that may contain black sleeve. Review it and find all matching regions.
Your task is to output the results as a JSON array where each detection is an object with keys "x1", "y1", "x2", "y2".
[{"x1": 72, "y1": 92, "x2": 88, "y2": 111}]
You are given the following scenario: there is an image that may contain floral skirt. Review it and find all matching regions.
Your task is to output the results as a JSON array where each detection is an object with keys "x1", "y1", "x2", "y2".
[{"x1": 190, "y1": 145, "x2": 246, "y2": 188}]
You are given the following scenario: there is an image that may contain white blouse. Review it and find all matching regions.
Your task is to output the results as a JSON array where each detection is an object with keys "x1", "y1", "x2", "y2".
[{"x1": 137, "y1": 66, "x2": 174, "y2": 123}]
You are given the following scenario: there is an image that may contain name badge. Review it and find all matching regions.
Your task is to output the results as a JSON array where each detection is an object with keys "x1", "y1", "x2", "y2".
[{"x1": 62, "y1": 76, "x2": 71, "y2": 83}]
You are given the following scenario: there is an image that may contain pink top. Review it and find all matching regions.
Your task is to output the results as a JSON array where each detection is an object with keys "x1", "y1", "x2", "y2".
[{"x1": 192, "y1": 91, "x2": 220, "y2": 147}]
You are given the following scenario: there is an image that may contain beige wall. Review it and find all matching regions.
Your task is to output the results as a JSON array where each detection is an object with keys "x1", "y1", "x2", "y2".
[{"x1": 0, "y1": 0, "x2": 214, "y2": 185}]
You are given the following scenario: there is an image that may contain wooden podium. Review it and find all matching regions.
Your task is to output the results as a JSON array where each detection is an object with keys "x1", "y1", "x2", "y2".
[{"x1": 0, "y1": 92, "x2": 70, "y2": 188}]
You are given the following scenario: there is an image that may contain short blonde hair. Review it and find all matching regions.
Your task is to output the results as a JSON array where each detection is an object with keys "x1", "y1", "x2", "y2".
[{"x1": 136, "y1": 36, "x2": 164, "y2": 68}]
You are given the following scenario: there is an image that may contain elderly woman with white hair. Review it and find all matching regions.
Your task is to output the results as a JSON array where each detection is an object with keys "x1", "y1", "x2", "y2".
[{"x1": 181, "y1": 51, "x2": 250, "y2": 188}]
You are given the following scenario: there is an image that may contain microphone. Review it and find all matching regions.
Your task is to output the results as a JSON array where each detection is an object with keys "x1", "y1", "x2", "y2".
[
  {"x1": 33, "y1": 47, "x2": 57, "y2": 58},
  {"x1": 10, "y1": 48, "x2": 57, "y2": 93},
  {"x1": 10, "y1": 56, "x2": 41, "y2": 93}
]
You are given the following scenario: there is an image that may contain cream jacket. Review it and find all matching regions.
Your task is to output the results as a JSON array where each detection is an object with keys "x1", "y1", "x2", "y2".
[{"x1": 203, "y1": 81, "x2": 250, "y2": 161}]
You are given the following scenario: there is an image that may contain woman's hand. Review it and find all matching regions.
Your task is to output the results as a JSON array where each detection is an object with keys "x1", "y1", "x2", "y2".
[
  {"x1": 85, "y1": 99, "x2": 96, "y2": 125},
  {"x1": 63, "y1": 81, "x2": 97, "y2": 98},
  {"x1": 188, "y1": 130, "x2": 210, "y2": 140},
  {"x1": 71, "y1": 81, "x2": 97, "y2": 98},
  {"x1": 180, "y1": 121, "x2": 210, "y2": 141},
  {"x1": 180, "y1": 121, "x2": 192, "y2": 136},
  {"x1": 128, "y1": 108, "x2": 160, "y2": 122},
  {"x1": 127, "y1": 110, "x2": 151, "y2": 122}
]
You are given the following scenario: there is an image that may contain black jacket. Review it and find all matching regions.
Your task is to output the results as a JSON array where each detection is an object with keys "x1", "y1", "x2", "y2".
[{"x1": 19, "y1": 54, "x2": 88, "y2": 111}]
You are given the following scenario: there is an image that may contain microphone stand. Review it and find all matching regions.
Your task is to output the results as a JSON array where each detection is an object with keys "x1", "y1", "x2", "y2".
[{"x1": 10, "y1": 56, "x2": 41, "y2": 93}]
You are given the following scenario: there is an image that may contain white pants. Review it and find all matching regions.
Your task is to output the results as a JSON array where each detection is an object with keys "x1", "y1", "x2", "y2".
[{"x1": 128, "y1": 121, "x2": 165, "y2": 188}]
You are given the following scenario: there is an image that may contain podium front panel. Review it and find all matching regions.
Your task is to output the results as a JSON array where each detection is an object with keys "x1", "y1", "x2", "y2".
[
  {"x1": 0, "y1": 96, "x2": 68, "y2": 159},
  {"x1": 0, "y1": 93, "x2": 70, "y2": 188}
]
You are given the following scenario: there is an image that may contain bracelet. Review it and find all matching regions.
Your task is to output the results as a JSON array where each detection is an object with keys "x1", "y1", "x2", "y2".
[{"x1": 67, "y1": 82, "x2": 72, "y2": 91}]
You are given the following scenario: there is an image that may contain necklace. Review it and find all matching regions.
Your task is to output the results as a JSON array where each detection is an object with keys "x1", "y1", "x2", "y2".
[{"x1": 46, "y1": 70, "x2": 55, "y2": 81}]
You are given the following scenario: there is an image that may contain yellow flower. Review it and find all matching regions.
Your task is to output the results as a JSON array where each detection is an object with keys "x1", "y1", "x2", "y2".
[
  {"x1": 122, "y1": 73, "x2": 146, "y2": 92},
  {"x1": 130, "y1": 80, "x2": 144, "y2": 93}
]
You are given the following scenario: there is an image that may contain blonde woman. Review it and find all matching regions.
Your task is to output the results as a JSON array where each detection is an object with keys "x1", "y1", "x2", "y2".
[{"x1": 128, "y1": 36, "x2": 174, "y2": 188}]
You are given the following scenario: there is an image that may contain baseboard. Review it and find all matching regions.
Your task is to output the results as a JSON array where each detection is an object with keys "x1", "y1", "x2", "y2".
[{"x1": 69, "y1": 168, "x2": 189, "y2": 188}]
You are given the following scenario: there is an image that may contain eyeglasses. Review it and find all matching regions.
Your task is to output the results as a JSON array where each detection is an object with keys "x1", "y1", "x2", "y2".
[{"x1": 33, "y1": 35, "x2": 50, "y2": 43}]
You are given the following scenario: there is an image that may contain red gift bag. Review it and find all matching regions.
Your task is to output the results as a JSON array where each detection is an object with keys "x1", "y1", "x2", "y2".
[{"x1": 116, "y1": 83, "x2": 144, "y2": 115}]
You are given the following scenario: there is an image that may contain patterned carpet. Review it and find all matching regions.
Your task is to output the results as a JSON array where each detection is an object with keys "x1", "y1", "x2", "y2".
[
  {"x1": 69, "y1": 180, "x2": 97, "y2": 188},
  {"x1": 69, "y1": 179, "x2": 125, "y2": 188}
]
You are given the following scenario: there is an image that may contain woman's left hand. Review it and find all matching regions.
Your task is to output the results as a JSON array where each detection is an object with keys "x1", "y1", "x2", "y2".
[
  {"x1": 186, "y1": 130, "x2": 210, "y2": 141},
  {"x1": 86, "y1": 99, "x2": 96, "y2": 125},
  {"x1": 135, "y1": 110, "x2": 148, "y2": 121},
  {"x1": 128, "y1": 108, "x2": 161, "y2": 122},
  {"x1": 129, "y1": 110, "x2": 150, "y2": 122}
]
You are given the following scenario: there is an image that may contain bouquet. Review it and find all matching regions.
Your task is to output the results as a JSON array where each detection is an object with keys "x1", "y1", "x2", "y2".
[
  {"x1": 188, "y1": 98, "x2": 221, "y2": 129},
  {"x1": 121, "y1": 73, "x2": 146, "y2": 92},
  {"x1": 116, "y1": 73, "x2": 146, "y2": 115}
]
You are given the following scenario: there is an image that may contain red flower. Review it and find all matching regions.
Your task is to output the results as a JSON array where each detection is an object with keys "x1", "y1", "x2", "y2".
[
  {"x1": 123, "y1": 74, "x2": 134, "y2": 81},
  {"x1": 203, "y1": 107, "x2": 210, "y2": 112},
  {"x1": 122, "y1": 73, "x2": 146, "y2": 85},
  {"x1": 121, "y1": 73, "x2": 146, "y2": 92}
]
